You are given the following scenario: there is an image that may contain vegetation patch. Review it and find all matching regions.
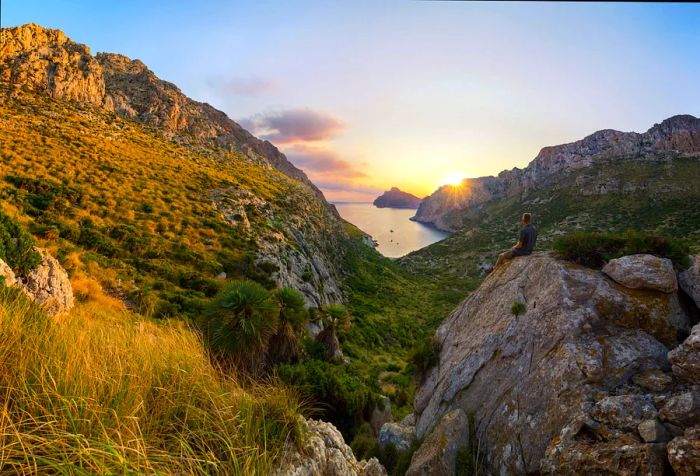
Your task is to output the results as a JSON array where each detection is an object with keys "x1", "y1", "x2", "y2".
[{"x1": 553, "y1": 230, "x2": 691, "y2": 269}]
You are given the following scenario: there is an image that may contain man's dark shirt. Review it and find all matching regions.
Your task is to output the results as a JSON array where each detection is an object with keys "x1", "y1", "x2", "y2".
[{"x1": 514, "y1": 223, "x2": 537, "y2": 256}]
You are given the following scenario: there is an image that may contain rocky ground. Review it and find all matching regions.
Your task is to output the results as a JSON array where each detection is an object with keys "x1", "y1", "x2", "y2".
[{"x1": 391, "y1": 252, "x2": 700, "y2": 475}]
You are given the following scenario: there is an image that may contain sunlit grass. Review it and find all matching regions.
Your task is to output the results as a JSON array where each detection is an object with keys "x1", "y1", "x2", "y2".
[{"x1": 0, "y1": 287, "x2": 304, "y2": 474}]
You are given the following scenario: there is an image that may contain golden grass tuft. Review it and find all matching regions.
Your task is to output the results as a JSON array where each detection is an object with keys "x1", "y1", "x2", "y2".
[{"x1": 0, "y1": 288, "x2": 304, "y2": 475}]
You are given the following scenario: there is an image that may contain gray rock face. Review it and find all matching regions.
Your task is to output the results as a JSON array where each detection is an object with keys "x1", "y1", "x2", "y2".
[
  {"x1": 379, "y1": 422, "x2": 415, "y2": 452},
  {"x1": 667, "y1": 426, "x2": 700, "y2": 476},
  {"x1": 638, "y1": 419, "x2": 672, "y2": 443},
  {"x1": 406, "y1": 409, "x2": 470, "y2": 476},
  {"x1": 0, "y1": 249, "x2": 74, "y2": 316},
  {"x1": 669, "y1": 324, "x2": 700, "y2": 384},
  {"x1": 22, "y1": 248, "x2": 74, "y2": 316},
  {"x1": 274, "y1": 419, "x2": 386, "y2": 476},
  {"x1": 659, "y1": 391, "x2": 700, "y2": 428},
  {"x1": 679, "y1": 255, "x2": 700, "y2": 308},
  {"x1": 602, "y1": 254, "x2": 678, "y2": 293},
  {"x1": 412, "y1": 253, "x2": 695, "y2": 475},
  {"x1": 591, "y1": 395, "x2": 657, "y2": 432},
  {"x1": 370, "y1": 397, "x2": 394, "y2": 436}
]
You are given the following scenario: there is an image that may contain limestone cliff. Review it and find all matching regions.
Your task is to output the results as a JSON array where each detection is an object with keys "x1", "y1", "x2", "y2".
[
  {"x1": 414, "y1": 116, "x2": 700, "y2": 231},
  {"x1": 410, "y1": 253, "x2": 700, "y2": 475}
]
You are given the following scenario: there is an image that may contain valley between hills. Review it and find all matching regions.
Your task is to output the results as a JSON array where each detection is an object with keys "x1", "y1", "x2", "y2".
[{"x1": 1, "y1": 23, "x2": 700, "y2": 476}]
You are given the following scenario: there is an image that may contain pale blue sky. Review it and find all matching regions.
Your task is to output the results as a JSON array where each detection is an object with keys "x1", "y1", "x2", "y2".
[{"x1": 4, "y1": 1, "x2": 700, "y2": 200}]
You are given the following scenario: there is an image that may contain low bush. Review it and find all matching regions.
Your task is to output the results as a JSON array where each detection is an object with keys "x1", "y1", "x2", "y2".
[
  {"x1": 553, "y1": 230, "x2": 691, "y2": 269},
  {"x1": 511, "y1": 301, "x2": 526, "y2": 316},
  {"x1": 201, "y1": 280, "x2": 279, "y2": 371},
  {"x1": 0, "y1": 211, "x2": 41, "y2": 274},
  {"x1": 409, "y1": 335, "x2": 441, "y2": 378}
]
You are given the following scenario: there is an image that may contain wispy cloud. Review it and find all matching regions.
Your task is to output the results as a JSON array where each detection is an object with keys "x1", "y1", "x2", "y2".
[
  {"x1": 240, "y1": 109, "x2": 345, "y2": 144},
  {"x1": 286, "y1": 144, "x2": 366, "y2": 178},
  {"x1": 208, "y1": 75, "x2": 276, "y2": 97}
]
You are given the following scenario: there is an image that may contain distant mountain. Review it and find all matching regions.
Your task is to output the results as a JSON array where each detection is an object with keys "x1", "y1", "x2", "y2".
[
  {"x1": 402, "y1": 115, "x2": 700, "y2": 284},
  {"x1": 413, "y1": 115, "x2": 700, "y2": 231},
  {"x1": 373, "y1": 187, "x2": 422, "y2": 209}
]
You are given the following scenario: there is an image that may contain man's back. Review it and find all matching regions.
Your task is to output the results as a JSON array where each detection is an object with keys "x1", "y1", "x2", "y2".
[{"x1": 516, "y1": 223, "x2": 537, "y2": 256}]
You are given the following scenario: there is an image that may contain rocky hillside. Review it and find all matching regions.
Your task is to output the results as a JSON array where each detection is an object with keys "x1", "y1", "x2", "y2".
[
  {"x1": 414, "y1": 115, "x2": 700, "y2": 231},
  {"x1": 373, "y1": 187, "x2": 422, "y2": 209},
  {"x1": 401, "y1": 252, "x2": 700, "y2": 475},
  {"x1": 0, "y1": 23, "x2": 348, "y2": 309}
]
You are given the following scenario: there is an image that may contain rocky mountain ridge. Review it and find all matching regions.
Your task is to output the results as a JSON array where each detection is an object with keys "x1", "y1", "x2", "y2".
[
  {"x1": 0, "y1": 23, "x2": 347, "y2": 307},
  {"x1": 0, "y1": 23, "x2": 333, "y2": 210},
  {"x1": 414, "y1": 115, "x2": 700, "y2": 231},
  {"x1": 373, "y1": 187, "x2": 423, "y2": 209},
  {"x1": 403, "y1": 252, "x2": 700, "y2": 475}
]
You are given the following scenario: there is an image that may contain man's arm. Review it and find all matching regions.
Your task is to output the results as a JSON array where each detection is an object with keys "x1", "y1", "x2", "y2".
[{"x1": 513, "y1": 240, "x2": 523, "y2": 249}]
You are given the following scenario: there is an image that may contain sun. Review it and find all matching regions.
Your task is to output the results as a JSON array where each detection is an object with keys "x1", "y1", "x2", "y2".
[{"x1": 440, "y1": 173, "x2": 467, "y2": 187}]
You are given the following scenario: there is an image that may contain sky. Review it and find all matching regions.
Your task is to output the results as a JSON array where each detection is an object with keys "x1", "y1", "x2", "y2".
[{"x1": 3, "y1": 1, "x2": 700, "y2": 201}]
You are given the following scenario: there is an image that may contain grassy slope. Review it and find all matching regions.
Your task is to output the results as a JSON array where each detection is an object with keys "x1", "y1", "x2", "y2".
[
  {"x1": 0, "y1": 89, "x2": 333, "y2": 318},
  {"x1": 0, "y1": 288, "x2": 302, "y2": 474},
  {"x1": 402, "y1": 157, "x2": 700, "y2": 282},
  {"x1": 0, "y1": 88, "x2": 471, "y2": 437}
]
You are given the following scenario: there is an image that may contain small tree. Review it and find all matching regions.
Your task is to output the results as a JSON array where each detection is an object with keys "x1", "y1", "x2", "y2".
[
  {"x1": 268, "y1": 287, "x2": 308, "y2": 364},
  {"x1": 203, "y1": 280, "x2": 279, "y2": 372},
  {"x1": 316, "y1": 304, "x2": 351, "y2": 361}
]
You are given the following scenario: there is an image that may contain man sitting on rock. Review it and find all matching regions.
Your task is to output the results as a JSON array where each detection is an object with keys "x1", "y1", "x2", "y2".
[{"x1": 493, "y1": 212, "x2": 537, "y2": 270}]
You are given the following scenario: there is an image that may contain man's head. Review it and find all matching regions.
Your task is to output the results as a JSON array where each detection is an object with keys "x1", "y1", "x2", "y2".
[{"x1": 522, "y1": 212, "x2": 532, "y2": 224}]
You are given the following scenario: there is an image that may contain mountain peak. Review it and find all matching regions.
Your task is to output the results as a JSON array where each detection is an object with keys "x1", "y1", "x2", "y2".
[{"x1": 0, "y1": 23, "x2": 335, "y2": 212}]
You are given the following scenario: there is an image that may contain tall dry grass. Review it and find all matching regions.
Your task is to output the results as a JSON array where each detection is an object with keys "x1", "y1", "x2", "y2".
[{"x1": 0, "y1": 287, "x2": 304, "y2": 475}]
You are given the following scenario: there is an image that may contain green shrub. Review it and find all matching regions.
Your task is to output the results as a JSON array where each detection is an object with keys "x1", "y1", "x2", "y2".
[
  {"x1": 0, "y1": 211, "x2": 41, "y2": 275},
  {"x1": 316, "y1": 304, "x2": 351, "y2": 361},
  {"x1": 409, "y1": 335, "x2": 441, "y2": 378},
  {"x1": 511, "y1": 301, "x2": 526, "y2": 316},
  {"x1": 268, "y1": 288, "x2": 309, "y2": 364},
  {"x1": 350, "y1": 422, "x2": 380, "y2": 461},
  {"x1": 553, "y1": 230, "x2": 691, "y2": 269},
  {"x1": 202, "y1": 280, "x2": 279, "y2": 370},
  {"x1": 276, "y1": 359, "x2": 377, "y2": 433}
]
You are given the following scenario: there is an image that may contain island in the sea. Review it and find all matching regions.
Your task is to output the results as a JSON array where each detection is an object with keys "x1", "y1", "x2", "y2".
[{"x1": 372, "y1": 187, "x2": 423, "y2": 209}]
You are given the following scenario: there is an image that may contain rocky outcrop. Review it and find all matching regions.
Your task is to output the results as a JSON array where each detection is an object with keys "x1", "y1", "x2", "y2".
[
  {"x1": 373, "y1": 188, "x2": 422, "y2": 209},
  {"x1": 667, "y1": 427, "x2": 700, "y2": 476},
  {"x1": 669, "y1": 324, "x2": 700, "y2": 384},
  {"x1": 274, "y1": 419, "x2": 386, "y2": 476},
  {"x1": 0, "y1": 248, "x2": 74, "y2": 316},
  {"x1": 602, "y1": 254, "x2": 678, "y2": 293},
  {"x1": 379, "y1": 414, "x2": 415, "y2": 452},
  {"x1": 406, "y1": 409, "x2": 470, "y2": 476},
  {"x1": 413, "y1": 116, "x2": 700, "y2": 231},
  {"x1": 679, "y1": 255, "x2": 700, "y2": 308},
  {"x1": 412, "y1": 252, "x2": 698, "y2": 475}
]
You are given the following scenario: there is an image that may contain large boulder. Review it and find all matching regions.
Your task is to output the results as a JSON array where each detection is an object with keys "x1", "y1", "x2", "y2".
[
  {"x1": 543, "y1": 441, "x2": 669, "y2": 476},
  {"x1": 379, "y1": 421, "x2": 415, "y2": 452},
  {"x1": 602, "y1": 254, "x2": 678, "y2": 293},
  {"x1": 659, "y1": 390, "x2": 700, "y2": 428},
  {"x1": 412, "y1": 253, "x2": 694, "y2": 475},
  {"x1": 406, "y1": 409, "x2": 470, "y2": 476},
  {"x1": 669, "y1": 324, "x2": 700, "y2": 384},
  {"x1": 23, "y1": 248, "x2": 74, "y2": 316},
  {"x1": 679, "y1": 255, "x2": 700, "y2": 308},
  {"x1": 274, "y1": 419, "x2": 386, "y2": 476},
  {"x1": 667, "y1": 427, "x2": 700, "y2": 476},
  {"x1": 0, "y1": 259, "x2": 18, "y2": 286},
  {"x1": 370, "y1": 397, "x2": 394, "y2": 436}
]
